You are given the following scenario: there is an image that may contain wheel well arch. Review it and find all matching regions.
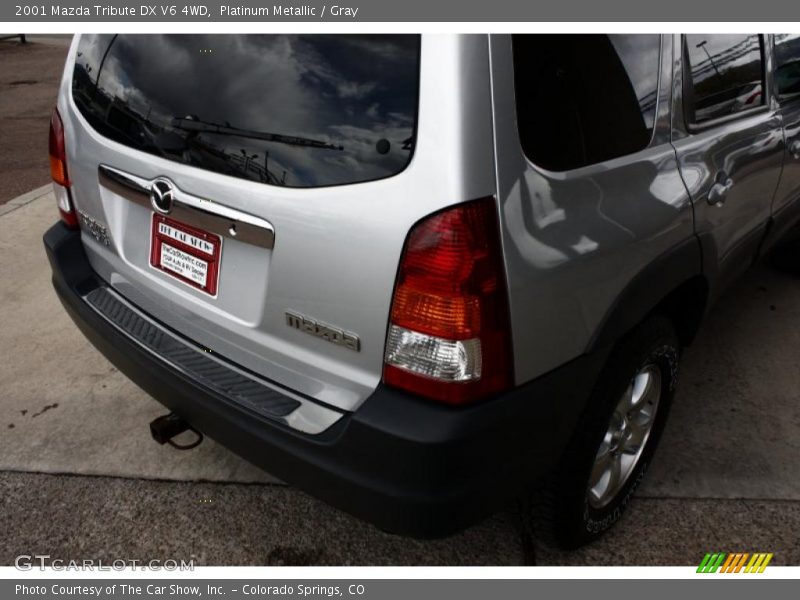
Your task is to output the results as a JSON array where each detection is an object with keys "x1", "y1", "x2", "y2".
[
  {"x1": 647, "y1": 275, "x2": 708, "y2": 348},
  {"x1": 587, "y1": 237, "x2": 709, "y2": 353}
]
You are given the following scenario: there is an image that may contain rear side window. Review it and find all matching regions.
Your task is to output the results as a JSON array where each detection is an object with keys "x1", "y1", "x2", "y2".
[
  {"x1": 72, "y1": 35, "x2": 420, "y2": 188},
  {"x1": 512, "y1": 34, "x2": 660, "y2": 172},
  {"x1": 684, "y1": 34, "x2": 764, "y2": 124},
  {"x1": 775, "y1": 34, "x2": 800, "y2": 100}
]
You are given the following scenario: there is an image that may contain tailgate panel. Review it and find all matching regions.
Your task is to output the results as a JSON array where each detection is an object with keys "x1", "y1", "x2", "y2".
[{"x1": 57, "y1": 34, "x2": 497, "y2": 412}]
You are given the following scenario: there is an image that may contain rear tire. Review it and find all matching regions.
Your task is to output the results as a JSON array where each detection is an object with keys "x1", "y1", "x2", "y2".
[{"x1": 525, "y1": 316, "x2": 680, "y2": 549}]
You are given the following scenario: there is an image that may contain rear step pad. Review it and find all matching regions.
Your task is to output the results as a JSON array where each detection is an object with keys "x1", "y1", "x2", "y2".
[{"x1": 84, "y1": 286, "x2": 301, "y2": 421}]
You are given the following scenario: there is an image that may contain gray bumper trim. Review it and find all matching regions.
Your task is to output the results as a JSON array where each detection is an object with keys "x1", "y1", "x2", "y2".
[{"x1": 84, "y1": 285, "x2": 343, "y2": 434}]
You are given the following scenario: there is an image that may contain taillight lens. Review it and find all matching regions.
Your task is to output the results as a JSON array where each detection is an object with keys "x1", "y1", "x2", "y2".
[
  {"x1": 49, "y1": 107, "x2": 78, "y2": 228},
  {"x1": 383, "y1": 198, "x2": 514, "y2": 405}
]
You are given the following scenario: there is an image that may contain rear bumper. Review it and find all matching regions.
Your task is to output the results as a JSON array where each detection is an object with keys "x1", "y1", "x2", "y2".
[{"x1": 44, "y1": 222, "x2": 607, "y2": 538}]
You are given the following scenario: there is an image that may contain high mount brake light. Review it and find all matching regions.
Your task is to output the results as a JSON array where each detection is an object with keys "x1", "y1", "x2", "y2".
[
  {"x1": 49, "y1": 107, "x2": 78, "y2": 229},
  {"x1": 383, "y1": 198, "x2": 514, "y2": 405}
]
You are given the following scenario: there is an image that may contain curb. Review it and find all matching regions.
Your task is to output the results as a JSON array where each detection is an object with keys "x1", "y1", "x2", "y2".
[{"x1": 0, "y1": 184, "x2": 52, "y2": 218}]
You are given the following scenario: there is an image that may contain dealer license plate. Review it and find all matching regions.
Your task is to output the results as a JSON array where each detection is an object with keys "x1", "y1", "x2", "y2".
[{"x1": 150, "y1": 214, "x2": 222, "y2": 296}]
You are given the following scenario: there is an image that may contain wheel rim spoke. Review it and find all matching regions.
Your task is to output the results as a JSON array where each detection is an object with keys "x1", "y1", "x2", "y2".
[
  {"x1": 588, "y1": 450, "x2": 613, "y2": 504},
  {"x1": 590, "y1": 446, "x2": 612, "y2": 486},
  {"x1": 621, "y1": 381, "x2": 635, "y2": 410},
  {"x1": 586, "y1": 363, "x2": 663, "y2": 509},
  {"x1": 606, "y1": 453, "x2": 622, "y2": 495},
  {"x1": 630, "y1": 370, "x2": 653, "y2": 409}
]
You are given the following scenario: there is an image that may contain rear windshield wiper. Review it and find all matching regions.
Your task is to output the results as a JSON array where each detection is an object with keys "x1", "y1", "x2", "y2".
[{"x1": 171, "y1": 117, "x2": 344, "y2": 151}]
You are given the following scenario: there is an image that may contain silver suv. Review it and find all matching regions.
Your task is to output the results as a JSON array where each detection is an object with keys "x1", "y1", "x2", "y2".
[{"x1": 44, "y1": 34, "x2": 800, "y2": 548}]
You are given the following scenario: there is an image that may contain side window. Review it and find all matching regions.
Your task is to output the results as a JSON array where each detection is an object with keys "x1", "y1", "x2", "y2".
[
  {"x1": 512, "y1": 34, "x2": 660, "y2": 172},
  {"x1": 775, "y1": 34, "x2": 800, "y2": 100},
  {"x1": 684, "y1": 34, "x2": 765, "y2": 125}
]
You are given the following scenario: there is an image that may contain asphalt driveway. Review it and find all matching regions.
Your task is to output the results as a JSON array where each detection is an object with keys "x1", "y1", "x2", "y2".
[{"x1": 0, "y1": 36, "x2": 70, "y2": 205}]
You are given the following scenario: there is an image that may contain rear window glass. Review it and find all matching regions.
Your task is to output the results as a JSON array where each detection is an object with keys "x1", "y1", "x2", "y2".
[
  {"x1": 72, "y1": 34, "x2": 420, "y2": 188},
  {"x1": 512, "y1": 34, "x2": 660, "y2": 172},
  {"x1": 684, "y1": 34, "x2": 764, "y2": 124},
  {"x1": 775, "y1": 34, "x2": 800, "y2": 100}
]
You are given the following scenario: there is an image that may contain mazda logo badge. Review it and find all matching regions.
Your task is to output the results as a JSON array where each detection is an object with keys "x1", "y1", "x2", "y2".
[{"x1": 150, "y1": 179, "x2": 174, "y2": 214}]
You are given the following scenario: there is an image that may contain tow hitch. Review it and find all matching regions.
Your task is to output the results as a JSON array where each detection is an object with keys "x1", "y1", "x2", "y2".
[{"x1": 149, "y1": 413, "x2": 204, "y2": 450}]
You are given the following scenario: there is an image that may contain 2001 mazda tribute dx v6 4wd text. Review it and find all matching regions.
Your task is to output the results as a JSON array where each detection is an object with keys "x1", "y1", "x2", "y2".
[{"x1": 43, "y1": 33, "x2": 800, "y2": 548}]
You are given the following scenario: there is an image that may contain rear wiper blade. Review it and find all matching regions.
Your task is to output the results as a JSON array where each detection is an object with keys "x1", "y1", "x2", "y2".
[{"x1": 171, "y1": 117, "x2": 344, "y2": 151}]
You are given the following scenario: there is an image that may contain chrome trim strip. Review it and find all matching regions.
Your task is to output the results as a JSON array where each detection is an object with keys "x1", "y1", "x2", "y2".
[
  {"x1": 83, "y1": 285, "x2": 344, "y2": 435},
  {"x1": 98, "y1": 164, "x2": 276, "y2": 250}
]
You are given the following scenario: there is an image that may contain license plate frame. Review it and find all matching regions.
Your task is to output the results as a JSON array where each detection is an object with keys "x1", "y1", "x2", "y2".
[{"x1": 150, "y1": 214, "x2": 222, "y2": 296}]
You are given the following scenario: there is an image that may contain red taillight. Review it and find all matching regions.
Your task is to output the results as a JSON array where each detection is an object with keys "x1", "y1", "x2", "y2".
[
  {"x1": 49, "y1": 107, "x2": 78, "y2": 228},
  {"x1": 383, "y1": 198, "x2": 514, "y2": 405}
]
